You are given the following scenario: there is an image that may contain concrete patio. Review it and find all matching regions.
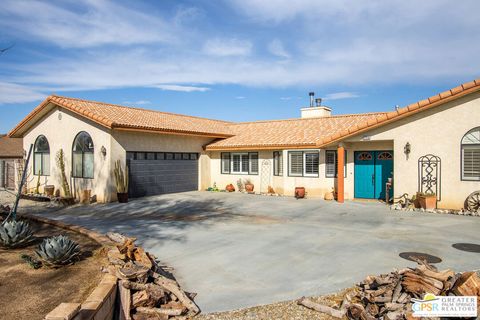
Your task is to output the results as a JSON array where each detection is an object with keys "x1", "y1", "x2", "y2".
[{"x1": 25, "y1": 192, "x2": 480, "y2": 313}]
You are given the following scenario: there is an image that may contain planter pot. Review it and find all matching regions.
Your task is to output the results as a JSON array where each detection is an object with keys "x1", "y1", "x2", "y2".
[
  {"x1": 117, "y1": 192, "x2": 129, "y2": 203},
  {"x1": 295, "y1": 187, "x2": 305, "y2": 199},
  {"x1": 418, "y1": 195, "x2": 436, "y2": 210},
  {"x1": 80, "y1": 189, "x2": 91, "y2": 204},
  {"x1": 44, "y1": 185, "x2": 55, "y2": 197},
  {"x1": 245, "y1": 184, "x2": 254, "y2": 193},
  {"x1": 226, "y1": 184, "x2": 235, "y2": 192},
  {"x1": 324, "y1": 191, "x2": 334, "y2": 201}
]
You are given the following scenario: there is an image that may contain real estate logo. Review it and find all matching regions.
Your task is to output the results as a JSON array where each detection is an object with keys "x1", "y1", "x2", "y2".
[{"x1": 411, "y1": 293, "x2": 477, "y2": 317}]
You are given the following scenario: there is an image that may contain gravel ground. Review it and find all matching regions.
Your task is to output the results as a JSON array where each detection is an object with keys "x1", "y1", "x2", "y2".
[
  {"x1": 196, "y1": 289, "x2": 353, "y2": 320},
  {"x1": 0, "y1": 189, "x2": 60, "y2": 215}
]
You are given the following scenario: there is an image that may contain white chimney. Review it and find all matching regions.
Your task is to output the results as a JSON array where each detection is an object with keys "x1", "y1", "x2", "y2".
[{"x1": 301, "y1": 92, "x2": 331, "y2": 118}]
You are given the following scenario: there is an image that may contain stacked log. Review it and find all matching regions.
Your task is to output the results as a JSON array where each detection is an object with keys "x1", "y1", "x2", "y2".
[
  {"x1": 298, "y1": 259, "x2": 480, "y2": 319},
  {"x1": 105, "y1": 232, "x2": 200, "y2": 319}
]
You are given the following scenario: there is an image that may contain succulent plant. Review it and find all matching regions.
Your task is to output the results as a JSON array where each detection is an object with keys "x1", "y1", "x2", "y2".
[
  {"x1": 0, "y1": 220, "x2": 34, "y2": 248},
  {"x1": 35, "y1": 235, "x2": 81, "y2": 267}
]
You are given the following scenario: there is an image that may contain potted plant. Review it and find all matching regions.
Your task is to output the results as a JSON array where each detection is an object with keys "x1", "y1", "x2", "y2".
[
  {"x1": 226, "y1": 184, "x2": 235, "y2": 192},
  {"x1": 417, "y1": 192, "x2": 436, "y2": 210},
  {"x1": 244, "y1": 179, "x2": 254, "y2": 193},
  {"x1": 114, "y1": 160, "x2": 129, "y2": 203},
  {"x1": 295, "y1": 187, "x2": 305, "y2": 199}
]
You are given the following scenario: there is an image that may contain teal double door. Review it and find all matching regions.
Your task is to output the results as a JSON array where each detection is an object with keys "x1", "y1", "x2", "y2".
[{"x1": 354, "y1": 151, "x2": 393, "y2": 200}]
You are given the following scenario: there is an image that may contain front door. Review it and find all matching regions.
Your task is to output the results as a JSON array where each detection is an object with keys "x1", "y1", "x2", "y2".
[{"x1": 354, "y1": 151, "x2": 393, "y2": 199}]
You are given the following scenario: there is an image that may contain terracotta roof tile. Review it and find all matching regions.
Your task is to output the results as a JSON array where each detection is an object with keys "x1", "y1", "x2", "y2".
[
  {"x1": 316, "y1": 77, "x2": 480, "y2": 147},
  {"x1": 205, "y1": 113, "x2": 387, "y2": 150},
  {"x1": 0, "y1": 135, "x2": 23, "y2": 158},
  {"x1": 10, "y1": 95, "x2": 233, "y2": 138}
]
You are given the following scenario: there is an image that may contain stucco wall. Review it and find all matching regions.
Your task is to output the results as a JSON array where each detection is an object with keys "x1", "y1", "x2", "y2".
[
  {"x1": 22, "y1": 106, "x2": 114, "y2": 202},
  {"x1": 208, "y1": 149, "x2": 336, "y2": 197},
  {"x1": 343, "y1": 91, "x2": 480, "y2": 209}
]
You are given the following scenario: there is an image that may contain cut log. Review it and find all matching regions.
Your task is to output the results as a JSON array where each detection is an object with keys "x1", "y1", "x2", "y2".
[
  {"x1": 122, "y1": 280, "x2": 165, "y2": 295},
  {"x1": 452, "y1": 272, "x2": 480, "y2": 302},
  {"x1": 132, "y1": 289, "x2": 164, "y2": 308},
  {"x1": 296, "y1": 297, "x2": 346, "y2": 318},
  {"x1": 392, "y1": 281, "x2": 402, "y2": 302},
  {"x1": 117, "y1": 264, "x2": 150, "y2": 280},
  {"x1": 133, "y1": 247, "x2": 153, "y2": 269},
  {"x1": 136, "y1": 307, "x2": 184, "y2": 317},
  {"x1": 416, "y1": 265, "x2": 454, "y2": 282},
  {"x1": 153, "y1": 275, "x2": 200, "y2": 316}
]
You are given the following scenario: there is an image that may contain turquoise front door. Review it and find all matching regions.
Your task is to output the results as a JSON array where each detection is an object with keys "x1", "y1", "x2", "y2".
[{"x1": 354, "y1": 151, "x2": 393, "y2": 199}]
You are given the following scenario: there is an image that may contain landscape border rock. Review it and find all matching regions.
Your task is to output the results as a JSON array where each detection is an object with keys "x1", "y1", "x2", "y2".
[
  {"x1": 19, "y1": 214, "x2": 118, "y2": 320},
  {"x1": 390, "y1": 204, "x2": 480, "y2": 217}
]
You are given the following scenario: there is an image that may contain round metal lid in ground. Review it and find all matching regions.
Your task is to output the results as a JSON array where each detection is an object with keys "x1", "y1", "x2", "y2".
[
  {"x1": 398, "y1": 252, "x2": 442, "y2": 264},
  {"x1": 452, "y1": 243, "x2": 480, "y2": 253}
]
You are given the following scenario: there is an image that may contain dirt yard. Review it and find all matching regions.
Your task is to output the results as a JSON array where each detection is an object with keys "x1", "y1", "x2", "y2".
[{"x1": 0, "y1": 218, "x2": 107, "y2": 320}]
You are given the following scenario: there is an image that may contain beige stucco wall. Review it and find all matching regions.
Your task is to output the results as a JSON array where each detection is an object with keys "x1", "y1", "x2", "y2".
[
  {"x1": 341, "y1": 91, "x2": 480, "y2": 209},
  {"x1": 208, "y1": 149, "x2": 336, "y2": 197},
  {"x1": 22, "y1": 108, "x2": 217, "y2": 202},
  {"x1": 22, "y1": 106, "x2": 114, "y2": 202}
]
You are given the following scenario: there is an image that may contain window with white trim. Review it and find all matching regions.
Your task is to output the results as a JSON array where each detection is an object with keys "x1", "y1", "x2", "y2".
[
  {"x1": 288, "y1": 151, "x2": 319, "y2": 177},
  {"x1": 461, "y1": 127, "x2": 480, "y2": 181},
  {"x1": 72, "y1": 131, "x2": 94, "y2": 178},
  {"x1": 33, "y1": 135, "x2": 50, "y2": 176},
  {"x1": 249, "y1": 153, "x2": 258, "y2": 174},
  {"x1": 304, "y1": 152, "x2": 319, "y2": 177},
  {"x1": 221, "y1": 153, "x2": 230, "y2": 174},
  {"x1": 325, "y1": 150, "x2": 347, "y2": 178},
  {"x1": 273, "y1": 151, "x2": 283, "y2": 176},
  {"x1": 220, "y1": 152, "x2": 258, "y2": 175}
]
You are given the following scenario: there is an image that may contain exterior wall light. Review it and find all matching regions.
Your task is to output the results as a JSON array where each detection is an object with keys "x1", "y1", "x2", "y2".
[
  {"x1": 101, "y1": 146, "x2": 107, "y2": 157},
  {"x1": 404, "y1": 142, "x2": 411, "y2": 159}
]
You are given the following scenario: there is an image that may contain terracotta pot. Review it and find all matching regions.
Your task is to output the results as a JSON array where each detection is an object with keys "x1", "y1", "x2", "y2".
[
  {"x1": 418, "y1": 194, "x2": 436, "y2": 210},
  {"x1": 44, "y1": 185, "x2": 55, "y2": 197},
  {"x1": 117, "y1": 192, "x2": 129, "y2": 203},
  {"x1": 324, "y1": 191, "x2": 334, "y2": 201},
  {"x1": 295, "y1": 187, "x2": 305, "y2": 199},
  {"x1": 226, "y1": 184, "x2": 235, "y2": 192},
  {"x1": 245, "y1": 183, "x2": 254, "y2": 193},
  {"x1": 80, "y1": 189, "x2": 91, "y2": 204}
]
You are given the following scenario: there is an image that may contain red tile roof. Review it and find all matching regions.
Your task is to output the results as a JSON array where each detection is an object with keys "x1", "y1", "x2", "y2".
[
  {"x1": 9, "y1": 95, "x2": 234, "y2": 138},
  {"x1": 0, "y1": 135, "x2": 23, "y2": 158},
  {"x1": 8, "y1": 79, "x2": 480, "y2": 150},
  {"x1": 316, "y1": 78, "x2": 480, "y2": 147}
]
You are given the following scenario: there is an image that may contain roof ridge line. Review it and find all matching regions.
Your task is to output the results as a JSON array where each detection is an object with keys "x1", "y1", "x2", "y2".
[
  {"x1": 230, "y1": 112, "x2": 388, "y2": 125},
  {"x1": 49, "y1": 95, "x2": 234, "y2": 124}
]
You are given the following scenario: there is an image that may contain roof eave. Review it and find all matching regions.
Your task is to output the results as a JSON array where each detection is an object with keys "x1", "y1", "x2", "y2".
[
  {"x1": 317, "y1": 80, "x2": 480, "y2": 148},
  {"x1": 205, "y1": 143, "x2": 318, "y2": 151}
]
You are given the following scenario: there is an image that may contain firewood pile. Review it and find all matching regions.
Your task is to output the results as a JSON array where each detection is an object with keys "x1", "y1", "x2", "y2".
[
  {"x1": 105, "y1": 232, "x2": 200, "y2": 320},
  {"x1": 298, "y1": 258, "x2": 480, "y2": 320}
]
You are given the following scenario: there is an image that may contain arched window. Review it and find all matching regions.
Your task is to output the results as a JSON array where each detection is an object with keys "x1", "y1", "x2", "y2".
[
  {"x1": 72, "y1": 132, "x2": 94, "y2": 178},
  {"x1": 461, "y1": 127, "x2": 480, "y2": 181},
  {"x1": 33, "y1": 135, "x2": 50, "y2": 176}
]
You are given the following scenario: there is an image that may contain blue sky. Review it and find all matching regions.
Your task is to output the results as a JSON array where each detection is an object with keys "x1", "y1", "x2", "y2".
[{"x1": 1, "y1": 0, "x2": 479, "y2": 133}]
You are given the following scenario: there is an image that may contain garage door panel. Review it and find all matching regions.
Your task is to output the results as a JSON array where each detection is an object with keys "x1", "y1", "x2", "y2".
[{"x1": 128, "y1": 159, "x2": 198, "y2": 198}]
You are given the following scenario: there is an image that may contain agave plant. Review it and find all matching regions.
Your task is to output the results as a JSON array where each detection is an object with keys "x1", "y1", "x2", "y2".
[
  {"x1": 0, "y1": 220, "x2": 34, "y2": 248},
  {"x1": 35, "y1": 235, "x2": 81, "y2": 267}
]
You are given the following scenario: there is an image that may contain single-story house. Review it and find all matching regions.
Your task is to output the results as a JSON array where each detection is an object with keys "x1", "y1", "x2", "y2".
[
  {"x1": 8, "y1": 79, "x2": 480, "y2": 209},
  {"x1": 0, "y1": 135, "x2": 23, "y2": 190}
]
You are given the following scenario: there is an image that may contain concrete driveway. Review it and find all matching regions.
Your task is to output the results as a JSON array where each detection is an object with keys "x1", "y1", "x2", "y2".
[{"x1": 29, "y1": 192, "x2": 480, "y2": 313}]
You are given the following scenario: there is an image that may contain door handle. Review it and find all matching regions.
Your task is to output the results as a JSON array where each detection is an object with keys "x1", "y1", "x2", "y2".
[{"x1": 372, "y1": 174, "x2": 375, "y2": 185}]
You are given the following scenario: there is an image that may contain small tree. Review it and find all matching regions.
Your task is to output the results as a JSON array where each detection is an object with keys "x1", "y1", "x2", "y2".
[{"x1": 56, "y1": 149, "x2": 71, "y2": 197}]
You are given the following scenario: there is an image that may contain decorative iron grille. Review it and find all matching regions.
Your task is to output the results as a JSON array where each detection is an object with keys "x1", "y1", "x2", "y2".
[{"x1": 418, "y1": 154, "x2": 441, "y2": 201}]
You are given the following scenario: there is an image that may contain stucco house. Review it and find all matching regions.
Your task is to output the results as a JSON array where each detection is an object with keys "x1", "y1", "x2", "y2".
[
  {"x1": 8, "y1": 79, "x2": 480, "y2": 209},
  {"x1": 0, "y1": 135, "x2": 23, "y2": 190}
]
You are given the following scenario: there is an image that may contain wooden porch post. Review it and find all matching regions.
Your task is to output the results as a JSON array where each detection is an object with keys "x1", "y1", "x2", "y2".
[{"x1": 337, "y1": 145, "x2": 345, "y2": 203}]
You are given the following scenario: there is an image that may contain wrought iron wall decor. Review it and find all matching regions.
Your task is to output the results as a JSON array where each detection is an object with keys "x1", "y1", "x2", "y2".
[
  {"x1": 418, "y1": 154, "x2": 441, "y2": 201},
  {"x1": 260, "y1": 159, "x2": 271, "y2": 193}
]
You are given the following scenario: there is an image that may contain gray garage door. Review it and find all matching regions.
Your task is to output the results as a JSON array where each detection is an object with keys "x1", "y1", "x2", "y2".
[{"x1": 127, "y1": 152, "x2": 198, "y2": 198}]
